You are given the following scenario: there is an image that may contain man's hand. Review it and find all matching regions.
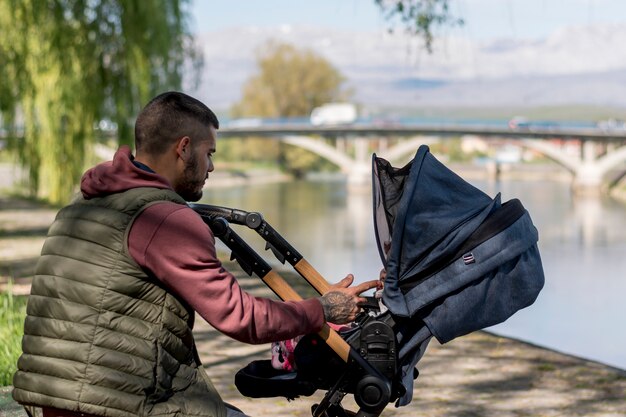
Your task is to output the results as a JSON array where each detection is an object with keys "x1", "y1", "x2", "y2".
[{"x1": 318, "y1": 274, "x2": 379, "y2": 324}]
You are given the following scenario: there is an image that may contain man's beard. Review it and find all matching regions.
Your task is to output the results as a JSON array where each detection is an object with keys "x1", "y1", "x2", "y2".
[{"x1": 176, "y1": 156, "x2": 206, "y2": 202}]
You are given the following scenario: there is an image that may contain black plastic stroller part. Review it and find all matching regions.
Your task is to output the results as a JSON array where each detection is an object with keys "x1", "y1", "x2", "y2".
[
  {"x1": 190, "y1": 203, "x2": 331, "y2": 295},
  {"x1": 190, "y1": 203, "x2": 304, "y2": 266},
  {"x1": 234, "y1": 360, "x2": 317, "y2": 400},
  {"x1": 192, "y1": 207, "x2": 402, "y2": 417},
  {"x1": 207, "y1": 217, "x2": 271, "y2": 278}
]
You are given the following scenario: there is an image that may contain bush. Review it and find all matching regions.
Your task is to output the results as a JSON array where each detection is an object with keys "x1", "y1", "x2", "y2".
[{"x1": 0, "y1": 287, "x2": 27, "y2": 386}]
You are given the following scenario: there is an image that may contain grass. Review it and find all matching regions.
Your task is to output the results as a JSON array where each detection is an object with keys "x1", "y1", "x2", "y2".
[{"x1": 0, "y1": 285, "x2": 27, "y2": 387}]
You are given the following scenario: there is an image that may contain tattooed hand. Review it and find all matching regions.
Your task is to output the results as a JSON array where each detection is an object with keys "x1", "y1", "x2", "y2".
[{"x1": 319, "y1": 274, "x2": 379, "y2": 324}]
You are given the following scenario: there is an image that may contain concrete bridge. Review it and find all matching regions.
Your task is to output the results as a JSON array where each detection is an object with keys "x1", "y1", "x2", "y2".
[{"x1": 218, "y1": 123, "x2": 626, "y2": 194}]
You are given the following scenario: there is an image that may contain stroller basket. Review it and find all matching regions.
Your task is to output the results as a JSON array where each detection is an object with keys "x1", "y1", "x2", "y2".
[{"x1": 189, "y1": 145, "x2": 544, "y2": 417}]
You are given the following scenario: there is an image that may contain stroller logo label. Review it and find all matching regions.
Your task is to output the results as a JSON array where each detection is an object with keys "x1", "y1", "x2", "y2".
[{"x1": 463, "y1": 253, "x2": 476, "y2": 265}]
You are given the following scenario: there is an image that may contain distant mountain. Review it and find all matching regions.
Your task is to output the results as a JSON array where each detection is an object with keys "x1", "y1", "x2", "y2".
[
  {"x1": 191, "y1": 23, "x2": 626, "y2": 111},
  {"x1": 368, "y1": 70, "x2": 626, "y2": 108}
]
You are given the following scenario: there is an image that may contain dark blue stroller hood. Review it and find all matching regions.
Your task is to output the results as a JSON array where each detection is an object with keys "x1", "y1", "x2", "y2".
[{"x1": 373, "y1": 145, "x2": 545, "y2": 405}]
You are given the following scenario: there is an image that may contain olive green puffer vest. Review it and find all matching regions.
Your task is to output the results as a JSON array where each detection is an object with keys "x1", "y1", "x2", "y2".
[{"x1": 13, "y1": 187, "x2": 226, "y2": 417}]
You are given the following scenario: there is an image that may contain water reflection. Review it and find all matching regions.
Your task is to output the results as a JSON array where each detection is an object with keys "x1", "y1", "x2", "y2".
[
  {"x1": 203, "y1": 180, "x2": 383, "y2": 283},
  {"x1": 202, "y1": 179, "x2": 626, "y2": 370}
]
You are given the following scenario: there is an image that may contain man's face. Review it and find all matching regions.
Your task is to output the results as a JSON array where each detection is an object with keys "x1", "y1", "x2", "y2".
[{"x1": 175, "y1": 125, "x2": 216, "y2": 202}]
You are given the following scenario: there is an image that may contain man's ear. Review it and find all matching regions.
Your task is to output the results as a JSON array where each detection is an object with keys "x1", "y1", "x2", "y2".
[{"x1": 176, "y1": 136, "x2": 192, "y2": 161}]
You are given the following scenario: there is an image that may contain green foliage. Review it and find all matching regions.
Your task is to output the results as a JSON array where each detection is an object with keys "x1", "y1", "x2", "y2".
[
  {"x1": 231, "y1": 42, "x2": 351, "y2": 175},
  {"x1": 217, "y1": 137, "x2": 280, "y2": 164},
  {"x1": 430, "y1": 138, "x2": 474, "y2": 162},
  {"x1": 375, "y1": 0, "x2": 463, "y2": 52},
  {"x1": 232, "y1": 42, "x2": 351, "y2": 119},
  {"x1": 0, "y1": 0, "x2": 201, "y2": 204},
  {"x1": 0, "y1": 288, "x2": 27, "y2": 386}
]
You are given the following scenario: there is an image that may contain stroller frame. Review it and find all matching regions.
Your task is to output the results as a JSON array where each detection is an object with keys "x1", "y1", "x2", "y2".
[{"x1": 191, "y1": 204, "x2": 404, "y2": 417}]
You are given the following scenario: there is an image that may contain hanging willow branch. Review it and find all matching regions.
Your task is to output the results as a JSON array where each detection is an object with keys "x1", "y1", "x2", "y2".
[
  {"x1": 0, "y1": 0, "x2": 202, "y2": 204},
  {"x1": 375, "y1": 0, "x2": 464, "y2": 52}
]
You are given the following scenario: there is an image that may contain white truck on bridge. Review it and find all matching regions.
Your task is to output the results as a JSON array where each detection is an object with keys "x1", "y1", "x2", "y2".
[{"x1": 310, "y1": 103, "x2": 357, "y2": 126}]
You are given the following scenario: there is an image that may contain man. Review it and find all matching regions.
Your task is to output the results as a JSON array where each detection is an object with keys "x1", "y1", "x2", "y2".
[{"x1": 13, "y1": 92, "x2": 377, "y2": 417}]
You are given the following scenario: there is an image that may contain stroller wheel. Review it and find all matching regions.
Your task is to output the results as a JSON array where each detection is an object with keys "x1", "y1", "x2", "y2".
[{"x1": 354, "y1": 375, "x2": 392, "y2": 413}]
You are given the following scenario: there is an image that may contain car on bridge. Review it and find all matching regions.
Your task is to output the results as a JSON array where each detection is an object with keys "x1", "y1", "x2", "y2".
[
  {"x1": 508, "y1": 116, "x2": 530, "y2": 130},
  {"x1": 508, "y1": 116, "x2": 559, "y2": 131},
  {"x1": 596, "y1": 118, "x2": 625, "y2": 131}
]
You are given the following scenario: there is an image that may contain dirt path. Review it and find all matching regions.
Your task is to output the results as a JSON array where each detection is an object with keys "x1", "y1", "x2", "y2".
[
  {"x1": 0, "y1": 196, "x2": 57, "y2": 294},
  {"x1": 1, "y1": 195, "x2": 625, "y2": 416},
  {"x1": 192, "y1": 267, "x2": 626, "y2": 417}
]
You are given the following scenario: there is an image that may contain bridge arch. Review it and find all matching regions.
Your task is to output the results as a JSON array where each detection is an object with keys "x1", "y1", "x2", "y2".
[
  {"x1": 594, "y1": 144, "x2": 626, "y2": 177},
  {"x1": 281, "y1": 135, "x2": 444, "y2": 184},
  {"x1": 281, "y1": 135, "x2": 353, "y2": 168},
  {"x1": 516, "y1": 140, "x2": 626, "y2": 190},
  {"x1": 377, "y1": 136, "x2": 440, "y2": 163},
  {"x1": 281, "y1": 135, "x2": 370, "y2": 184},
  {"x1": 519, "y1": 139, "x2": 580, "y2": 174}
]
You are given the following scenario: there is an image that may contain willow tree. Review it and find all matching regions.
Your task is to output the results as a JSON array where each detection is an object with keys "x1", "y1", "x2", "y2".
[
  {"x1": 0, "y1": 0, "x2": 201, "y2": 204},
  {"x1": 231, "y1": 42, "x2": 352, "y2": 176}
]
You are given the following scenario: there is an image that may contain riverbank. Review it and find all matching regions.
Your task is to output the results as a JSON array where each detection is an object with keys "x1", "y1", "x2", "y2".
[
  {"x1": 1, "y1": 195, "x2": 625, "y2": 416},
  {"x1": 4, "y1": 158, "x2": 626, "y2": 201},
  {"x1": 2, "y1": 326, "x2": 625, "y2": 417}
]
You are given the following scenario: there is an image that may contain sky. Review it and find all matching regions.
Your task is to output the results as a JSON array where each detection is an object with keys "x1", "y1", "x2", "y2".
[
  {"x1": 187, "y1": 1, "x2": 626, "y2": 110},
  {"x1": 191, "y1": 0, "x2": 626, "y2": 41}
]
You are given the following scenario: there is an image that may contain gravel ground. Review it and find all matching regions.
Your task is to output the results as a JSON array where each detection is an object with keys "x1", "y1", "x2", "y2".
[{"x1": 1, "y1": 195, "x2": 625, "y2": 417}]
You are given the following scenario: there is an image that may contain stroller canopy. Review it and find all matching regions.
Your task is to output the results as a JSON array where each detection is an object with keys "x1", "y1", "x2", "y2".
[
  {"x1": 373, "y1": 144, "x2": 544, "y2": 334},
  {"x1": 373, "y1": 145, "x2": 544, "y2": 405}
]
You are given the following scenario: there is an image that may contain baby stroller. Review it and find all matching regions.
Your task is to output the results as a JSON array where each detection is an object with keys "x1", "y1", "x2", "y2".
[{"x1": 190, "y1": 145, "x2": 545, "y2": 417}]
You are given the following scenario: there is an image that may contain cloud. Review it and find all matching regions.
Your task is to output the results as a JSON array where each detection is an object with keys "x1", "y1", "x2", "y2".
[{"x1": 191, "y1": 23, "x2": 626, "y2": 109}]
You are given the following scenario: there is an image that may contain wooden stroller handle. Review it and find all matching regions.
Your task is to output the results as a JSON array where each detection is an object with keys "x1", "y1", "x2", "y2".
[
  {"x1": 194, "y1": 211, "x2": 351, "y2": 363},
  {"x1": 260, "y1": 269, "x2": 302, "y2": 301},
  {"x1": 262, "y1": 270, "x2": 350, "y2": 362},
  {"x1": 294, "y1": 259, "x2": 331, "y2": 295}
]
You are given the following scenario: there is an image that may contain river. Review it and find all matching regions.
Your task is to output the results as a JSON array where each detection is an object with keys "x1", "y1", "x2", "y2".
[{"x1": 201, "y1": 175, "x2": 626, "y2": 370}]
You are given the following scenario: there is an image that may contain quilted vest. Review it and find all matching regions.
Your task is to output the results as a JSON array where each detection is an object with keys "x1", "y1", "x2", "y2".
[{"x1": 13, "y1": 187, "x2": 226, "y2": 417}]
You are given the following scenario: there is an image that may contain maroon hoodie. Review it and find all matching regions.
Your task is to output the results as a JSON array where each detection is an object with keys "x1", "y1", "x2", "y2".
[{"x1": 80, "y1": 146, "x2": 324, "y2": 343}]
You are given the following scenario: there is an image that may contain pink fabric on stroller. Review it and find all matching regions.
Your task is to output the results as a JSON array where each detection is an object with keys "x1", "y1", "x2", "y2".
[{"x1": 271, "y1": 323, "x2": 350, "y2": 371}]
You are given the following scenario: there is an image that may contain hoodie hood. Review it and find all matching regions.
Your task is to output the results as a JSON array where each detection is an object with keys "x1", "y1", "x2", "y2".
[{"x1": 81, "y1": 146, "x2": 172, "y2": 199}]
